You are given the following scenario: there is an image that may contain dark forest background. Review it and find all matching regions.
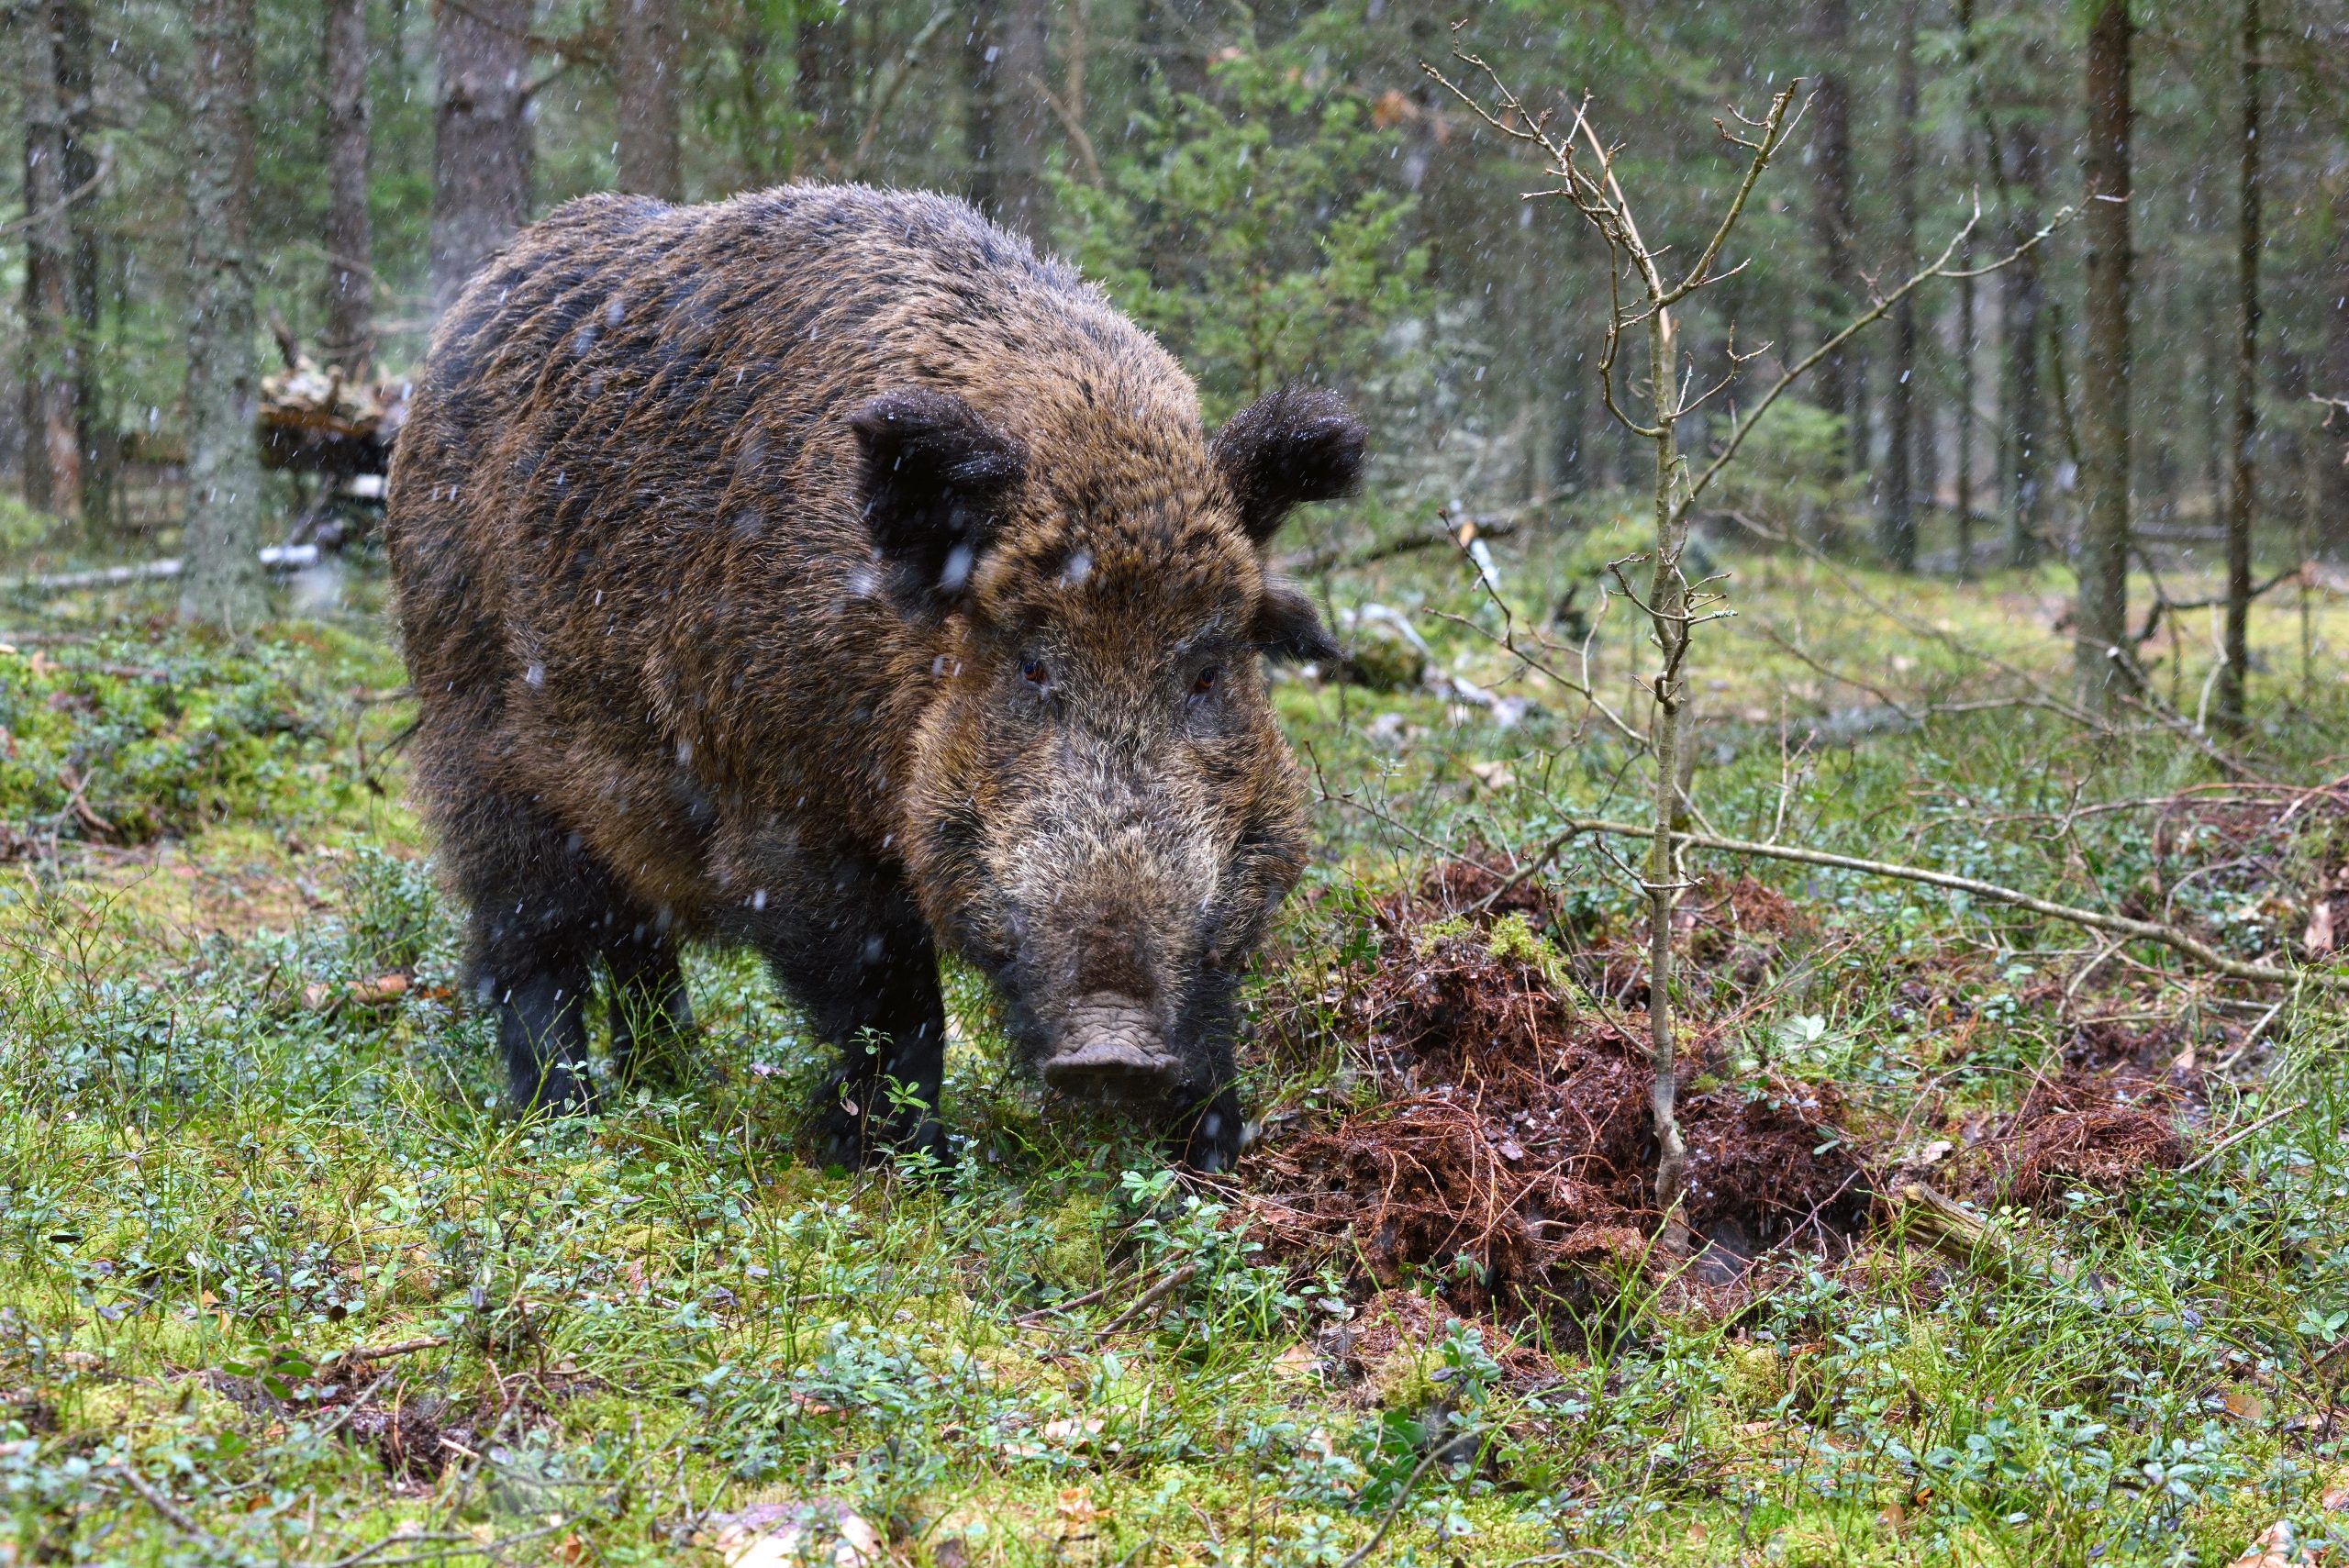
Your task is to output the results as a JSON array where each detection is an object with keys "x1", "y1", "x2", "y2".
[{"x1": 4, "y1": 0, "x2": 2345, "y2": 586}]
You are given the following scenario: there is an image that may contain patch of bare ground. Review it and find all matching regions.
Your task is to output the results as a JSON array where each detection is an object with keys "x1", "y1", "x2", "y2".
[
  {"x1": 1239, "y1": 864, "x2": 1865, "y2": 1330},
  {"x1": 1989, "y1": 1072, "x2": 2187, "y2": 1209}
]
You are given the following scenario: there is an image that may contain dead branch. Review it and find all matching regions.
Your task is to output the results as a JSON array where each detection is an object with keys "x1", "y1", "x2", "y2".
[
  {"x1": 1680, "y1": 200, "x2": 2078, "y2": 525},
  {"x1": 1089, "y1": 1262, "x2": 1197, "y2": 1342},
  {"x1": 1281, "y1": 512, "x2": 1524, "y2": 577}
]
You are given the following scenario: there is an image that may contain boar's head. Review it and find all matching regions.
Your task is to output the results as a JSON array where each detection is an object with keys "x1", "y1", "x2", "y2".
[{"x1": 852, "y1": 382, "x2": 1361, "y2": 1155}]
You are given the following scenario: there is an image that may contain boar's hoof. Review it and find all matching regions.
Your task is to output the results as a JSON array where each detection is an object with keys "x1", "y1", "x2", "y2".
[
  {"x1": 1042, "y1": 996, "x2": 1182, "y2": 1102},
  {"x1": 513, "y1": 1059, "x2": 598, "y2": 1118},
  {"x1": 1176, "y1": 1088, "x2": 1246, "y2": 1173}
]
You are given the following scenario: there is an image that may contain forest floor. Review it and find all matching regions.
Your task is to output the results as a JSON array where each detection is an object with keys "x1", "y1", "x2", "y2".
[{"x1": 5, "y1": 517, "x2": 2349, "y2": 1567}]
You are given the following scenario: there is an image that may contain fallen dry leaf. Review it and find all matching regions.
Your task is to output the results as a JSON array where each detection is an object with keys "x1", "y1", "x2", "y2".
[
  {"x1": 1054, "y1": 1487, "x2": 1102, "y2": 1534},
  {"x1": 304, "y1": 974, "x2": 410, "y2": 1012},
  {"x1": 704, "y1": 1500, "x2": 880, "y2": 1568},
  {"x1": 2229, "y1": 1520, "x2": 2298, "y2": 1568},
  {"x1": 2307, "y1": 898, "x2": 2337, "y2": 957}
]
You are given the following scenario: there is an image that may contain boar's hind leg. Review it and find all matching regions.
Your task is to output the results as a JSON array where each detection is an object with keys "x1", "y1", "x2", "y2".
[
  {"x1": 606, "y1": 937, "x2": 696, "y2": 1091},
  {"x1": 761, "y1": 866, "x2": 950, "y2": 1168}
]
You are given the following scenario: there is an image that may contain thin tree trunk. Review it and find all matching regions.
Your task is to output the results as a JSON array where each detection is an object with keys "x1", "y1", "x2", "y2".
[
  {"x1": 1809, "y1": 0, "x2": 1865, "y2": 483},
  {"x1": 1643, "y1": 309, "x2": 1689, "y2": 1229},
  {"x1": 17, "y1": 4, "x2": 74, "y2": 517},
  {"x1": 2218, "y1": 0, "x2": 2259, "y2": 729},
  {"x1": 1880, "y1": 0, "x2": 1920, "y2": 572},
  {"x1": 181, "y1": 0, "x2": 265, "y2": 629},
  {"x1": 795, "y1": 0, "x2": 853, "y2": 177},
  {"x1": 733, "y1": 7, "x2": 779, "y2": 183},
  {"x1": 615, "y1": 0, "x2": 682, "y2": 200},
  {"x1": 965, "y1": 0, "x2": 1051, "y2": 242},
  {"x1": 429, "y1": 0, "x2": 532, "y2": 318},
  {"x1": 2004, "y1": 115, "x2": 2047, "y2": 568},
  {"x1": 55, "y1": 0, "x2": 106, "y2": 531},
  {"x1": 2203, "y1": 284, "x2": 2225, "y2": 522},
  {"x1": 1954, "y1": 0, "x2": 1979, "y2": 580},
  {"x1": 321, "y1": 0, "x2": 373, "y2": 380},
  {"x1": 2076, "y1": 0, "x2": 2133, "y2": 710}
]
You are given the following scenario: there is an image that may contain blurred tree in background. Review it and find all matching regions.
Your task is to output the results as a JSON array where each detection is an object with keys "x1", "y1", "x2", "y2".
[{"x1": 0, "y1": 0, "x2": 2343, "y2": 585}]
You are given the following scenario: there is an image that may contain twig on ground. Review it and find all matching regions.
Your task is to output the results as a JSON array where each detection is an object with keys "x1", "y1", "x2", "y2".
[
  {"x1": 1090, "y1": 1263, "x2": 1197, "y2": 1343},
  {"x1": 1014, "y1": 1280, "x2": 1119, "y2": 1325},
  {"x1": 2178, "y1": 1099, "x2": 2305, "y2": 1175},
  {"x1": 116, "y1": 1466, "x2": 227, "y2": 1554},
  {"x1": 315, "y1": 1336, "x2": 450, "y2": 1380},
  {"x1": 1337, "y1": 1428, "x2": 1485, "y2": 1568}
]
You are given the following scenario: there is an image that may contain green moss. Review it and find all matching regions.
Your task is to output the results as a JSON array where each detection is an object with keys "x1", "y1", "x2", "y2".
[
  {"x1": 0, "y1": 624, "x2": 400, "y2": 845},
  {"x1": 1037, "y1": 1190, "x2": 1111, "y2": 1294}
]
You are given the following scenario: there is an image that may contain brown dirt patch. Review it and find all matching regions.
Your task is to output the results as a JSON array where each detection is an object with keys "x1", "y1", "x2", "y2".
[
  {"x1": 1408, "y1": 849, "x2": 1556, "y2": 925},
  {"x1": 1241, "y1": 867, "x2": 1863, "y2": 1318},
  {"x1": 1994, "y1": 1073, "x2": 2185, "y2": 1208}
]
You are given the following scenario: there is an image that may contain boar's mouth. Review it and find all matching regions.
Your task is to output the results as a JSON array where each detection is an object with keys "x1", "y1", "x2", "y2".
[{"x1": 1040, "y1": 993, "x2": 1184, "y2": 1104}]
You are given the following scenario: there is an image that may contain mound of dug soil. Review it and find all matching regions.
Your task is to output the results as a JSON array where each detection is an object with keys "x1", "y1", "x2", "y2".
[
  {"x1": 1241, "y1": 873, "x2": 1865, "y2": 1316},
  {"x1": 1997, "y1": 1073, "x2": 2185, "y2": 1208}
]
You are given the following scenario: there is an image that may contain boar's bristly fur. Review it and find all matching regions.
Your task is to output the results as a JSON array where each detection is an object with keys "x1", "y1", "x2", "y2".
[{"x1": 384, "y1": 185, "x2": 1360, "y2": 1170}]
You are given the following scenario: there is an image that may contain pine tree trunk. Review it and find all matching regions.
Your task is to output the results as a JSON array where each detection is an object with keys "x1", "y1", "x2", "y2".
[
  {"x1": 795, "y1": 1, "x2": 853, "y2": 177},
  {"x1": 2218, "y1": 0, "x2": 2259, "y2": 729},
  {"x1": 321, "y1": 0, "x2": 373, "y2": 380},
  {"x1": 1809, "y1": 0, "x2": 1865, "y2": 483},
  {"x1": 2004, "y1": 116, "x2": 2047, "y2": 569},
  {"x1": 17, "y1": 4, "x2": 75, "y2": 517},
  {"x1": 1880, "y1": 0, "x2": 1920, "y2": 572},
  {"x1": 1954, "y1": 0, "x2": 1978, "y2": 580},
  {"x1": 55, "y1": 0, "x2": 107, "y2": 531},
  {"x1": 615, "y1": 0, "x2": 682, "y2": 199},
  {"x1": 2076, "y1": 0, "x2": 2133, "y2": 710},
  {"x1": 966, "y1": 0, "x2": 1051, "y2": 242},
  {"x1": 181, "y1": 0, "x2": 265, "y2": 630},
  {"x1": 429, "y1": 0, "x2": 531, "y2": 317}
]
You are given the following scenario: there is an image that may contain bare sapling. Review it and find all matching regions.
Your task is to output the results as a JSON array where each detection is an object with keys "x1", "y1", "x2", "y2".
[{"x1": 1427, "y1": 39, "x2": 2069, "y2": 1225}]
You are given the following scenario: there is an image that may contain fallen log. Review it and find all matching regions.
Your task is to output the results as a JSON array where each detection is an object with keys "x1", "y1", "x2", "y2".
[{"x1": 3, "y1": 545, "x2": 321, "y2": 596}]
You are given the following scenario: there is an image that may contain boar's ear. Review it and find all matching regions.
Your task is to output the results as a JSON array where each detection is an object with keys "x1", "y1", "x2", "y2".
[
  {"x1": 1210, "y1": 384, "x2": 1366, "y2": 545},
  {"x1": 851, "y1": 388, "x2": 1026, "y2": 604},
  {"x1": 1253, "y1": 579, "x2": 1340, "y2": 664}
]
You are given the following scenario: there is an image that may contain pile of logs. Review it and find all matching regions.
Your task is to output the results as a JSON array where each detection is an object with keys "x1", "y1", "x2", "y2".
[{"x1": 257, "y1": 354, "x2": 407, "y2": 478}]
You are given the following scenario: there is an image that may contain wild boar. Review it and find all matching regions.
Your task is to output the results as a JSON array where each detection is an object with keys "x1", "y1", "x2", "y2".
[{"x1": 383, "y1": 184, "x2": 1361, "y2": 1169}]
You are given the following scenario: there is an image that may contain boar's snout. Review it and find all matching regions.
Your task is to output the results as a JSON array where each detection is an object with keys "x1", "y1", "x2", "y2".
[{"x1": 1041, "y1": 993, "x2": 1183, "y2": 1102}]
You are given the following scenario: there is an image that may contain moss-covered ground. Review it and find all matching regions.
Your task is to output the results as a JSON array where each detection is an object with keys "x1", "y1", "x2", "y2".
[{"x1": 5, "y1": 518, "x2": 2349, "y2": 1566}]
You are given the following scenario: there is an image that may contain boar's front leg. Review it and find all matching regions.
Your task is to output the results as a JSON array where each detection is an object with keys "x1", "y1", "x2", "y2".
[
  {"x1": 758, "y1": 858, "x2": 950, "y2": 1168},
  {"x1": 605, "y1": 936, "x2": 696, "y2": 1092},
  {"x1": 473, "y1": 929, "x2": 596, "y2": 1115},
  {"x1": 459, "y1": 815, "x2": 605, "y2": 1115},
  {"x1": 1169, "y1": 1061, "x2": 1244, "y2": 1174}
]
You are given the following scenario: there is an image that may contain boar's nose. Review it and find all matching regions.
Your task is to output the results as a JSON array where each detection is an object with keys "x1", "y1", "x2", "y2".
[{"x1": 1042, "y1": 993, "x2": 1181, "y2": 1102}]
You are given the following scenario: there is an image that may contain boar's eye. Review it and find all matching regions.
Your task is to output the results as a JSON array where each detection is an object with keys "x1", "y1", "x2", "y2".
[
  {"x1": 1188, "y1": 666, "x2": 1220, "y2": 703},
  {"x1": 1020, "y1": 656, "x2": 1051, "y2": 689}
]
